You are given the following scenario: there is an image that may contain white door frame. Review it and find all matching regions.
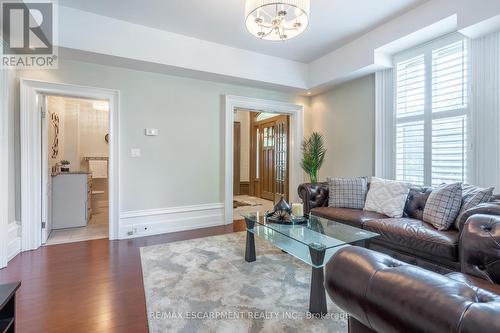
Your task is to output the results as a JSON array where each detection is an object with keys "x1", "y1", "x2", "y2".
[
  {"x1": 0, "y1": 70, "x2": 9, "y2": 268},
  {"x1": 20, "y1": 79, "x2": 120, "y2": 251},
  {"x1": 224, "y1": 95, "x2": 304, "y2": 224}
]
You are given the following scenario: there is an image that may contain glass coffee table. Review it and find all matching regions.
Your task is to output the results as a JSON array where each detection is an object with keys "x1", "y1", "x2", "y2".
[{"x1": 243, "y1": 212, "x2": 379, "y2": 315}]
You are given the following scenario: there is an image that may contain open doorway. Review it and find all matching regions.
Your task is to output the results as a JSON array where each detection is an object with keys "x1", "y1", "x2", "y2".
[
  {"x1": 233, "y1": 108, "x2": 290, "y2": 220},
  {"x1": 41, "y1": 95, "x2": 110, "y2": 245}
]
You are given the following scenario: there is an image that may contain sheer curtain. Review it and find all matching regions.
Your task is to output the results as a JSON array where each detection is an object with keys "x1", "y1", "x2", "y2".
[
  {"x1": 470, "y1": 30, "x2": 500, "y2": 192},
  {"x1": 375, "y1": 69, "x2": 394, "y2": 179}
]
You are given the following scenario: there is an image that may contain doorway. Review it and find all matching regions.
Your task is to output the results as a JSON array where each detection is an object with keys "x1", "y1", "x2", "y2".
[
  {"x1": 20, "y1": 80, "x2": 119, "y2": 252},
  {"x1": 233, "y1": 109, "x2": 290, "y2": 220},
  {"x1": 224, "y1": 95, "x2": 304, "y2": 225},
  {"x1": 41, "y1": 95, "x2": 110, "y2": 245}
]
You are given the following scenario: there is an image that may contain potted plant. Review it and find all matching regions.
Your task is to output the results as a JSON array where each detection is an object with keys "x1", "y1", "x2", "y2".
[
  {"x1": 60, "y1": 160, "x2": 70, "y2": 172},
  {"x1": 300, "y1": 132, "x2": 327, "y2": 183}
]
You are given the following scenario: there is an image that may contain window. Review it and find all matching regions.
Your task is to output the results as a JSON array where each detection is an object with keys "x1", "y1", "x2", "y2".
[{"x1": 394, "y1": 35, "x2": 468, "y2": 186}]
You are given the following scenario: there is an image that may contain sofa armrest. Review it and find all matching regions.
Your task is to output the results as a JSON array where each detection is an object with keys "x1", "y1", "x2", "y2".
[
  {"x1": 457, "y1": 201, "x2": 500, "y2": 231},
  {"x1": 460, "y1": 214, "x2": 500, "y2": 284},
  {"x1": 325, "y1": 246, "x2": 500, "y2": 333},
  {"x1": 297, "y1": 182, "x2": 328, "y2": 215}
]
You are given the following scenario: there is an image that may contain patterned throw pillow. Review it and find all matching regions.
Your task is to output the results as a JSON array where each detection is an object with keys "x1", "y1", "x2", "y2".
[
  {"x1": 454, "y1": 184, "x2": 494, "y2": 230},
  {"x1": 423, "y1": 183, "x2": 462, "y2": 231},
  {"x1": 364, "y1": 177, "x2": 410, "y2": 218},
  {"x1": 328, "y1": 177, "x2": 368, "y2": 209}
]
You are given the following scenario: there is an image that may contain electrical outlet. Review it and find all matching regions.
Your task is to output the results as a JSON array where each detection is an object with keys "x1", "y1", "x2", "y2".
[{"x1": 127, "y1": 228, "x2": 138, "y2": 236}]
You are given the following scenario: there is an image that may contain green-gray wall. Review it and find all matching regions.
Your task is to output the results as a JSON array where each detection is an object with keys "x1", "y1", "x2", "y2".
[
  {"x1": 306, "y1": 75, "x2": 375, "y2": 181},
  {"x1": 12, "y1": 59, "x2": 308, "y2": 217},
  {"x1": 8, "y1": 59, "x2": 375, "y2": 227}
]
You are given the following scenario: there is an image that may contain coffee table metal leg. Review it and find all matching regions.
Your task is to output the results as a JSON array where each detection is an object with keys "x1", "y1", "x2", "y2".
[
  {"x1": 309, "y1": 244, "x2": 327, "y2": 315},
  {"x1": 245, "y1": 218, "x2": 256, "y2": 262}
]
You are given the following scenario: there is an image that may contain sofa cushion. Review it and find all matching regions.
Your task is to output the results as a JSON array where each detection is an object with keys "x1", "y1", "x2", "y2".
[
  {"x1": 454, "y1": 184, "x2": 494, "y2": 230},
  {"x1": 404, "y1": 187, "x2": 432, "y2": 220},
  {"x1": 363, "y1": 218, "x2": 459, "y2": 261},
  {"x1": 364, "y1": 177, "x2": 410, "y2": 218},
  {"x1": 327, "y1": 176, "x2": 368, "y2": 209},
  {"x1": 423, "y1": 182, "x2": 462, "y2": 230},
  {"x1": 311, "y1": 207, "x2": 388, "y2": 228}
]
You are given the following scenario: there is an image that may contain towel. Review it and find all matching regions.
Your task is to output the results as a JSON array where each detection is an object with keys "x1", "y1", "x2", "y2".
[{"x1": 89, "y1": 160, "x2": 108, "y2": 179}]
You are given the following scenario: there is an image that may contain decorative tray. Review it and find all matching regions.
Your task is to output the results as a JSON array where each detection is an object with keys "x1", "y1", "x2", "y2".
[{"x1": 265, "y1": 213, "x2": 308, "y2": 225}]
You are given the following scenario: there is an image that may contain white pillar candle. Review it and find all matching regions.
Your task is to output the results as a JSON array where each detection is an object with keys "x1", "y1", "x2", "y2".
[{"x1": 292, "y1": 203, "x2": 304, "y2": 217}]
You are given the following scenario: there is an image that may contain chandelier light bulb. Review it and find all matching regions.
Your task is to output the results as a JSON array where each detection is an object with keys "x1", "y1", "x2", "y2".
[{"x1": 245, "y1": 0, "x2": 310, "y2": 41}]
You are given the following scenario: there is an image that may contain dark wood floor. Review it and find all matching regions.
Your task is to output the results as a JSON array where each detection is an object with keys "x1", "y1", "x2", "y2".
[{"x1": 0, "y1": 221, "x2": 246, "y2": 333}]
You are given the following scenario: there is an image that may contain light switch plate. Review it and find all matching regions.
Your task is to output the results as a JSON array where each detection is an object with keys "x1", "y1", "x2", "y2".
[
  {"x1": 145, "y1": 128, "x2": 159, "y2": 136},
  {"x1": 130, "y1": 148, "x2": 141, "y2": 157}
]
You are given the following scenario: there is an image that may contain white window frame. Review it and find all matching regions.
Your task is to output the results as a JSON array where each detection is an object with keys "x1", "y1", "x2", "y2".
[{"x1": 393, "y1": 33, "x2": 470, "y2": 186}]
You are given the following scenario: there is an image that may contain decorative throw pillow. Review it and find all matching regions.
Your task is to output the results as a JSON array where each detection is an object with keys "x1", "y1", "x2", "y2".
[
  {"x1": 454, "y1": 184, "x2": 494, "y2": 230},
  {"x1": 363, "y1": 177, "x2": 410, "y2": 218},
  {"x1": 328, "y1": 177, "x2": 368, "y2": 209},
  {"x1": 423, "y1": 183, "x2": 462, "y2": 231}
]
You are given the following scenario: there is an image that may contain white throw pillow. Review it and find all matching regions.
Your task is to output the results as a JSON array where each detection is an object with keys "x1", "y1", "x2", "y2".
[{"x1": 364, "y1": 177, "x2": 410, "y2": 218}]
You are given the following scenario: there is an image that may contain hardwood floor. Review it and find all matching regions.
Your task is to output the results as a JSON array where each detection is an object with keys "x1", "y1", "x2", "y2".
[{"x1": 0, "y1": 221, "x2": 246, "y2": 333}]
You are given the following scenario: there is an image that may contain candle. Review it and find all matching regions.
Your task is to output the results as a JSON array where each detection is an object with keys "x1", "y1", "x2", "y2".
[{"x1": 292, "y1": 203, "x2": 304, "y2": 217}]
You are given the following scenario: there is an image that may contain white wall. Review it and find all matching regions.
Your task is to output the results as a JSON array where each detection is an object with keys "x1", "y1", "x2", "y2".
[
  {"x1": 77, "y1": 101, "x2": 109, "y2": 169},
  {"x1": 306, "y1": 75, "x2": 375, "y2": 181},
  {"x1": 11, "y1": 59, "x2": 308, "y2": 235}
]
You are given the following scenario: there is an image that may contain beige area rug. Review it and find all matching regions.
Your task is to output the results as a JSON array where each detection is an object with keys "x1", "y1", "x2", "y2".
[
  {"x1": 233, "y1": 200, "x2": 262, "y2": 208},
  {"x1": 140, "y1": 232, "x2": 348, "y2": 333}
]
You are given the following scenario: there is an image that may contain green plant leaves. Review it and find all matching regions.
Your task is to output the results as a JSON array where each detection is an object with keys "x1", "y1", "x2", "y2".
[{"x1": 300, "y1": 132, "x2": 326, "y2": 183}]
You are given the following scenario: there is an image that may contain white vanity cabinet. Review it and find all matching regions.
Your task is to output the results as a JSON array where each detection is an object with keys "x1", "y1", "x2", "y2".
[{"x1": 52, "y1": 172, "x2": 91, "y2": 229}]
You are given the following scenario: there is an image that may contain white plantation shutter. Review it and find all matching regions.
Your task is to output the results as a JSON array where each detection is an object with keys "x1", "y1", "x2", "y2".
[
  {"x1": 396, "y1": 55, "x2": 425, "y2": 118},
  {"x1": 432, "y1": 41, "x2": 468, "y2": 113},
  {"x1": 396, "y1": 121, "x2": 425, "y2": 184},
  {"x1": 432, "y1": 115, "x2": 467, "y2": 184},
  {"x1": 394, "y1": 35, "x2": 468, "y2": 186},
  {"x1": 395, "y1": 55, "x2": 425, "y2": 184}
]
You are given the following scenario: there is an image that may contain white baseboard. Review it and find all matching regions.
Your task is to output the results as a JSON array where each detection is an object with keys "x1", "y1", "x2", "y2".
[
  {"x1": 7, "y1": 222, "x2": 21, "y2": 262},
  {"x1": 119, "y1": 203, "x2": 225, "y2": 239}
]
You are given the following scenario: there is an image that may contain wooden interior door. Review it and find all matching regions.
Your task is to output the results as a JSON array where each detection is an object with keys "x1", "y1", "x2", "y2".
[
  {"x1": 275, "y1": 116, "x2": 289, "y2": 200},
  {"x1": 233, "y1": 122, "x2": 241, "y2": 195},
  {"x1": 259, "y1": 121, "x2": 275, "y2": 201}
]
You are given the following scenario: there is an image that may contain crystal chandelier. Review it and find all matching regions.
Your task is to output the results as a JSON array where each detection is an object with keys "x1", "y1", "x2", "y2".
[{"x1": 245, "y1": 0, "x2": 310, "y2": 41}]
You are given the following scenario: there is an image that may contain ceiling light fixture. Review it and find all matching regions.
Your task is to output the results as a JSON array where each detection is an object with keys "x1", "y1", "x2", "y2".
[{"x1": 245, "y1": 0, "x2": 310, "y2": 41}]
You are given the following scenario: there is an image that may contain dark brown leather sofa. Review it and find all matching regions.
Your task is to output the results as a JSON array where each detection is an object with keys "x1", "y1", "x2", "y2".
[
  {"x1": 324, "y1": 214, "x2": 500, "y2": 333},
  {"x1": 298, "y1": 182, "x2": 500, "y2": 273}
]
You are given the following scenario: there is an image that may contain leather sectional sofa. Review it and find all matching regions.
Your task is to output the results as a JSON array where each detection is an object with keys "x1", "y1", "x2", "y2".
[
  {"x1": 298, "y1": 182, "x2": 500, "y2": 273},
  {"x1": 324, "y1": 214, "x2": 500, "y2": 333}
]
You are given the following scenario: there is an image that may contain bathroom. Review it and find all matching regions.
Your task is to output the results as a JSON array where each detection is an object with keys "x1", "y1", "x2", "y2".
[{"x1": 43, "y1": 95, "x2": 109, "y2": 245}]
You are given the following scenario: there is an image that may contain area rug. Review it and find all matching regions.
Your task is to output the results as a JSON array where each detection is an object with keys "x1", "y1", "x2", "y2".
[
  {"x1": 233, "y1": 200, "x2": 262, "y2": 208},
  {"x1": 140, "y1": 232, "x2": 348, "y2": 333}
]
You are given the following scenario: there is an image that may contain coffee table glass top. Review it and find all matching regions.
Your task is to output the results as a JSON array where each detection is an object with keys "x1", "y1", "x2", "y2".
[{"x1": 243, "y1": 212, "x2": 379, "y2": 268}]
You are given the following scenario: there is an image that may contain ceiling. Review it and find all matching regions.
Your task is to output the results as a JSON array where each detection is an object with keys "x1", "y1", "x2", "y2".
[{"x1": 60, "y1": 0, "x2": 426, "y2": 63}]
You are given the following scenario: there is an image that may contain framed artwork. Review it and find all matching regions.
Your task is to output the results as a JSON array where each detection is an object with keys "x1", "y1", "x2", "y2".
[{"x1": 51, "y1": 113, "x2": 60, "y2": 159}]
